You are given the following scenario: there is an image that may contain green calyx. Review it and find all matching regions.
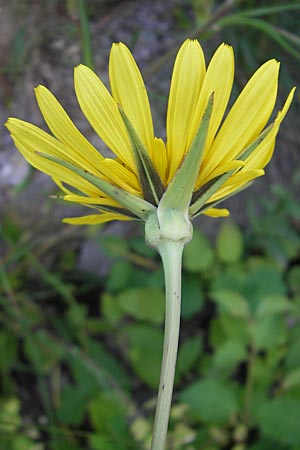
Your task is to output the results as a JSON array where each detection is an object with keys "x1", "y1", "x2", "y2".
[
  {"x1": 160, "y1": 94, "x2": 214, "y2": 214},
  {"x1": 145, "y1": 209, "x2": 192, "y2": 251}
]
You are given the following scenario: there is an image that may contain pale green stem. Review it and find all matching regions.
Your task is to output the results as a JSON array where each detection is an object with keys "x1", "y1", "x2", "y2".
[{"x1": 150, "y1": 240, "x2": 184, "y2": 450}]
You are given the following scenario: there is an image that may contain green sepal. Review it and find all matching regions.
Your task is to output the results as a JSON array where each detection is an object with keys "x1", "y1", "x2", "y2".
[
  {"x1": 193, "y1": 184, "x2": 250, "y2": 219},
  {"x1": 118, "y1": 106, "x2": 165, "y2": 205},
  {"x1": 189, "y1": 122, "x2": 275, "y2": 217},
  {"x1": 85, "y1": 203, "x2": 141, "y2": 220},
  {"x1": 159, "y1": 94, "x2": 213, "y2": 215},
  {"x1": 36, "y1": 152, "x2": 155, "y2": 220}
]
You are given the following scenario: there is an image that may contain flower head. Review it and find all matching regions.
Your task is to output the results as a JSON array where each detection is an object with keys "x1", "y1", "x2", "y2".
[{"x1": 6, "y1": 40, "x2": 294, "y2": 226}]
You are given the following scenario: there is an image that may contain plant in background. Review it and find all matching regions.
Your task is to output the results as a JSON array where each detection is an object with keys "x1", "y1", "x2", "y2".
[{"x1": 6, "y1": 39, "x2": 294, "y2": 450}]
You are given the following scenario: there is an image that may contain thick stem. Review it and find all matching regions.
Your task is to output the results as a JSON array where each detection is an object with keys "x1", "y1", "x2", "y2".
[{"x1": 150, "y1": 240, "x2": 184, "y2": 450}]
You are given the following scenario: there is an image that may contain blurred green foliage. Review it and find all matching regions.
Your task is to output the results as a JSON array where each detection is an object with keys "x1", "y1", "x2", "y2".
[
  {"x1": 2, "y1": 1, "x2": 300, "y2": 449},
  {"x1": 1, "y1": 184, "x2": 300, "y2": 450}
]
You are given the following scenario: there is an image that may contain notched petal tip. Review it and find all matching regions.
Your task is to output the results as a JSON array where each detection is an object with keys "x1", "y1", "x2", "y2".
[{"x1": 5, "y1": 117, "x2": 20, "y2": 133}]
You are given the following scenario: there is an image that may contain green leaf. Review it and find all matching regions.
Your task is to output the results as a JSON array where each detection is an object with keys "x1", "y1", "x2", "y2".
[
  {"x1": 281, "y1": 368, "x2": 300, "y2": 392},
  {"x1": 180, "y1": 378, "x2": 238, "y2": 423},
  {"x1": 211, "y1": 315, "x2": 249, "y2": 345},
  {"x1": 250, "y1": 316, "x2": 287, "y2": 351},
  {"x1": 287, "y1": 266, "x2": 300, "y2": 295},
  {"x1": 243, "y1": 266, "x2": 286, "y2": 310},
  {"x1": 106, "y1": 261, "x2": 133, "y2": 292},
  {"x1": 129, "y1": 235, "x2": 157, "y2": 258},
  {"x1": 0, "y1": 331, "x2": 18, "y2": 370},
  {"x1": 183, "y1": 229, "x2": 214, "y2": 272},
  {"x1": 89, "y1": 391, "x2": 126, "y2": 431},
  {"x1": 121, "y1": 324, "x2": 163, "y2": 388},
  {"x1": 176, "y1": 336, "x2": 202, "y2": 383},
  {"x1": 37, "y1": 152, "x2": 155, "y2": 220},
  {"x1": 119, "y1": 106, "x2": 164, "y2": 205},
  {"x1": 101, "y1": 292, "x2": 124, "y2": 325},
  {"x1": 88, "y1": 391, "x2": 134, "y2": 449},
  {"x1": 258, "y1": 398, "x2": 300, "y2": 445},
  {"x1": 285, "y1": 333, "x2": 300, "y2": 369},
  {"x1": 117, "y1": 287, "x2": 165, "y2": 324},
  {"x1": 24, "y1": 330, "x2": 66, "y2": 373},
  {"x1": 216, "y1": 221, "x2": 244, "y2": 263},
  {"x1": 57, "y1": 383, "x2": 91, "y2": 425},
  {"x1": 211, "y1": 339, "x2": 246, "y2": 375},
  {"x1": 0, "y1": 397, "x2": 20, "y2": 433},
  {"x1": 255, "y1": 295, "x2": 292, "y2": 318},
  {"x1": 181, "y1": 273, "x2": 204, "y2": 319},
  {"x1": 160, "y1": 95, "x2": 213, "y2": 213},
  {"x1": 210, "y1": 290, "x2": 250, "y2": 318}
]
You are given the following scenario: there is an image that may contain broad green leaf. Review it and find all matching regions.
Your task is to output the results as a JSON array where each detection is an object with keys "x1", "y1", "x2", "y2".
[
  {"x1": 121, "y1": 324, "x2": 163, "y2": 388},
  {"x1": 88, "y1": 391, "x2": 135, "y2": 449},
  {"x1": 180, "y1": 378, "x2": 238, "y2": 423},
  {"x1": 57, "y1": 383, "x2": 91, "y2": 425},
  {"x1": 255, "y1": 295, "x2": 292, "y2": 318},
  {"x1": 281, "y1": 368, "x2": 300, "y2": 392},
  {"x1": 117, "y1": 287, "x2": 165, "y2": 324},
  {"x1": 211, "y1": 290, "x2": 250, "y2": 318},
  {"x1": 183, "y1": 229, "x2": 214, "y2": 272},
  {"x1": 209, "y1": 315, "x2": 249, "y2": 348},
  {"x1": 160, "y1": 95, "x2": 213, "y2": 213},
  {"x1": 181, "y1": 273, "x2": 204, "y2": 319},
  {"x1": 176, "y1": 336, "x2": 202, "y2": 384},
  {"x1": 216, "y1": 221, "x2": 244, "y2": 263},
  {"x1": 0, "y1": 397, "x2": 20, "y2": 433},
  {"x1": 243, "y1": 266, "x2": 286, "y2": 310},
  {"x1": 250, "y1": 316, "x2": 287, "y2": 351},
  {"x1": 287, "y1": 265, "x2": 300, "y2": 295},
  {"x1": 129, "y1": 235, "x2": 157, "y2": 258},
  {"x1": 285, "y1": 333, "x2": 300, "y2": 369},
  {"x1": 101, "y1": 292, "x2": 124, "y2": 325},
  {"x1": 89, "y1": 391, "x2": 127, "y2": 431},
  {"x1": 211, "y1": 339, "x2": 246, "y2": 375},
  {"x1": 258, "y1": 398, "x2": 300, "y2": 446},
  {"x1": 106, "y1": 261, "x2": 133, "y2": 292}
]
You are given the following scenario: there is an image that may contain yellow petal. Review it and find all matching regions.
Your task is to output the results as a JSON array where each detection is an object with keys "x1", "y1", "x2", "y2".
[
  {"x1": 74, "y1": 64, "x2": 134, "y2": 168},
  {"x1": 63, "y1": 195, "x2": 121, "y2": 207},
  {"x1": 151, "y1": 138, "x2": 168, "y2": 186},
  {"x1": 98, "y1": 159, "x2": 141, "y2": 195},
  {"x1": 203, "y1": 207, "x2": 230, "y2": 217},
  {"x1": 189, "y1": 43, "x2": 234, "y2": 155},
  {"x1": 6, "y1": 119, "x2": 101, "y2": 196},
  {"x1": 35, "y1": 85, "x2": 104, "y2": 173},
  {"x1": 196, "y1": 160, "x2": 244, "y2": 188},
  {"x1": 209, "y1": 169, "x2": 264, "y2": 203},
  {"x1": 205, "y1": 59, "x2": 279, "y2": 177},
  {"x1": 63, "y1": 213, "x2": 132, "y2": 225},
  {"x1": 109, "y1": 43, "x2": 154, "y2": 155},
  {"x1": 166, "y1": 39, "x2": 206, "y2": 181},
  {"x1": 244, "y1": 87, "x2": 295, "y2": 170},
  {"x1": 53, "y1": 178, "x2": 74, "y2": 195}
]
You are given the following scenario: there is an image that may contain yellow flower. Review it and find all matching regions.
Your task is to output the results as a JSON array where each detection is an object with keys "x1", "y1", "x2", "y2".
[{"x1": 6, "y1": 39, "x2": 294, "y2": 225}]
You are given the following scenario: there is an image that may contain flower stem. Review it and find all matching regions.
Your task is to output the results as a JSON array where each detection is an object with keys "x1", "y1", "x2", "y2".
[{"x1": 150, "y1": 240, "x2": 184, "y2": 450}]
